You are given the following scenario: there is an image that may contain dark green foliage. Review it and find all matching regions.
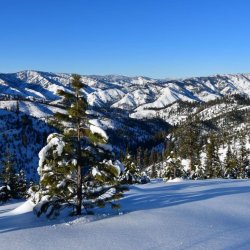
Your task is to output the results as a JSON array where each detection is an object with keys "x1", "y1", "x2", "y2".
[
  {"x1": 172, "y1": 116, "x2": 202, "y2": 177},
  {"x1": 238, "y1": 136, "x2": 249, "y2": 178},
  {"x1": 0, "y1": 149, "x2": 29, "y2": 202},
  {"x1": 33, "y1": 74, "x2": 125, "y2": 218},
  {"x1": 0, "y1": 111, "x2": 52, "y2": 183},
  {"x1": 0, "y1": 185, "x2": 11, "y2": 202},
  {"x1": 120, "y1": 151, "x2": 142, "y2": 184},
  {"x1": 204, "y1": 134, "x2": 222, "y2": 178},
  {"x1": 150, "y1": 164, "x2": 158, "y2": 178},
  {"x1": 17, "y1": 169, "x2": 28, "y2": 198},
  {"x1": 0, "y1": 149, "x2": 18, "y2": 199},
  {"x1": 164, "y1": 151, "x2": 184, "y2": 179},
  {"x1": 224, "y1": 145, "x2": 238, "y2": 178}
]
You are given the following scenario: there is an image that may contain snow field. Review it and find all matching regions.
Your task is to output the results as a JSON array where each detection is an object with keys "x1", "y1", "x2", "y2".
[{"x1": 1, "y1": 179, "x2": 250, "y2": 250}]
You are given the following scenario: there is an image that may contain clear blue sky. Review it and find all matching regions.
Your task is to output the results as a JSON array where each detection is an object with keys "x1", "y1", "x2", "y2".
[{"x1": 1, "y1": 0, "x2": 250, "y2": 78}]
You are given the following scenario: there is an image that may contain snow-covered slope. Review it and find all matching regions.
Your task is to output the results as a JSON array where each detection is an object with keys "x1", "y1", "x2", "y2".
[
  {"x1": 1, "y1": 71, "x2": 250, "y2": 110},
  {"x1": 0, "y1": 109, "x2": 52, "y2": 181},
  {"x1": 0, "y1": 100, "x2": 65, "y2": 118},
  {"x1": 1, "y1": 71, "x2": 250, "y2": 125},
  {"x1": 1, "y1": 179, "x2": 250, "y2": 250}
]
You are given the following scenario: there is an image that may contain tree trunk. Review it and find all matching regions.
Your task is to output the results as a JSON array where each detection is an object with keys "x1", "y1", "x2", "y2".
[
  {"x1": 173, "y1": 166, "x2": 176, "y2": 179},
  {"x1": 76, "y1": 94, "x2": 82, "y2": 215},
  {"x1": 76, "y1": 163, "x2": 82, "y2": 215}
]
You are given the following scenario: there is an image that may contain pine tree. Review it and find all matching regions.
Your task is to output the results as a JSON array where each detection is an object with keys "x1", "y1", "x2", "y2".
[
  {"x1": 238, "y1": 136, "x2": 249, "y2": 178},
  {"x1": 33, "y1": 74, "x2": 124, "y2": 217},
  {"x1": 149, "y1": 149, "x2": 157, "y2": 166},
  {"x1": 143, "y1": 148, "x2": 150, "y2": 167},
  {"x1": 177, "y1": 117, "x2": 201, "y2": 178},
  {"x1": 0, "y1": 148, "x2": 18, "y2": 199},
  {"x1": 17, "y1": 169, "x2": 28, "y2": 198},
  {"x1": 149, "y1": 149, "x2": 158, "y2": 178},
  {"x1": 164, "y1": 151, "x2": 183, "y2": 180},
  {"x1": 33, "y1": 133, "x2": 81, "y2": 217},
  {"x1": 204, "y1": 135, "x2": 221, "y2": 178},
  {"x1": 136, "y1": 147, "x2": 143, "y2": 170},
  {"x1": 150, "y1": 164, "x2": 158, "y2": 178},
  {"x1": 121, "y1": 151, "x2": 140, "y2": 184},
  {"x1": 224, "y1": 145, "x2": 238, "y2": 178}
]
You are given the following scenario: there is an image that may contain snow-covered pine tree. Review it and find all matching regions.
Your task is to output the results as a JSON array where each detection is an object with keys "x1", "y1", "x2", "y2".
[
  {"x1": 31, "y1": 133, "x2": 78, "y2": 217},
  {"x1": 17, "y1": 169, "x2": 28, "y2": 198},
  {"x1": 224, "y1": 145, "x2": 238, "y2": 178},
  {"x1": 204, "y1": 135, "x2": 221, "y2": 178},
  {"x1": 136, "y1": 147, "x2": 143, "y2": 170},
  {"x1": 121, "y1": 151, "x2": 141, "y2": 184},
  {"x1": 0, "y1": 148, "x2": 18, "y2": 199},
  {"x1": 32, "y1": 74, "x2": 125, "y2": 218},
  {"x1": 175, "y1": 116, "x2": 201, "y2": 178},
  {"x1": 149, "y1": 149, "x2": 158, "y2": 178},
  {"x1": 150, "y1": 163, "x2": 158, "y2": 178},
  {"x1": 238, "y1": 136, "x2": 249, "y2": 178},
  {"x1": 164, "y1": 151, "x2": 183, "y2": 180}
]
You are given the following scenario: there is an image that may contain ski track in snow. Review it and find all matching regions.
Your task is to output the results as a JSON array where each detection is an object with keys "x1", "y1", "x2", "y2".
[{"x1": 1, "y1": 179, "x2": 250, "y2": 250}]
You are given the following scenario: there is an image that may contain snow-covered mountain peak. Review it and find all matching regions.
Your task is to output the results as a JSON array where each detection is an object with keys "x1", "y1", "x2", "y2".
[{"x1": 1, "y1": 70, "x2": 250, "y2": 116}]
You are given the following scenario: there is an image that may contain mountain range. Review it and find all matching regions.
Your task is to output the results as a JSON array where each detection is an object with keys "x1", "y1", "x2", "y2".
[
  {"x1": 1, "y1": 70, "x2": 250, "y2": 123},
  {"x1": 0, "y1": 70, "x2": 250, "y2": 180}
]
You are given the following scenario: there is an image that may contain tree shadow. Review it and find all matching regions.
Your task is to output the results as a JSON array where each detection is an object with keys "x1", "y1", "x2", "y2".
[
  {"x1": 0, "y1": 180, "x2": 249, "y2": 234},
  {"x1": 120, "y1": 179, "x2": 250, "y2": 213},
  {"x1": 0, "y1": 211, "x2": 55, "y2": 234}
]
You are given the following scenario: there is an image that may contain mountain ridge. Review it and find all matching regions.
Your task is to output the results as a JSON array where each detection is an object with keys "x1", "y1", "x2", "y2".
[
  {"x1": 0, "y1": 70, "x2": 250, "y2": 180},
  {"x1": 1, "y1": 70, "x2": 250, "y2": 101},
  {"x1": 1, "y1": 70, "x2": 250, "y2": 125}
]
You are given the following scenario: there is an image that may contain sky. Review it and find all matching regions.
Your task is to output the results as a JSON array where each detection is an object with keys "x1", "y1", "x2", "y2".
[{"x1": 1, "y1": 0, "x2": 250, "y2": 78}]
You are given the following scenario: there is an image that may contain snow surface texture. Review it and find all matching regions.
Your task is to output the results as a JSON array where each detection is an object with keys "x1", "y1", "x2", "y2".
[
  {"x1": 1, "y1": 179, "x2": 250, "y2": 250},
  {"x1": 0, "y1": 100, "x2": 65, "y2": 119}
]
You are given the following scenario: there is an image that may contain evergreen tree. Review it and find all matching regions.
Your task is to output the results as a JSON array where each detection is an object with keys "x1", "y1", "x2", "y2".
[
  {"x1": 149, "y1": 149, "x2": 158, "y2": 178},
  {"x1": 224, "y1": 145, "x2": 238, "y2": 178},
  {"x1": 17, "y1": 169, "x2": 28, "y2": 198},
  {"x1": 164, "y1": 151, "x2": 183, "y2": 180},
  {"x1": 121, "y1": 151, "x2": 141, "y2": 184},
  {"x1": 149, "y1": 149, "x2": 157, "y2": 166},
  {"x1": 176, "y1": 116, "x2": 201, "y2": 177},
  {"x1": 0, "y1": 186, "x2": 10, "y2": 202},
  {"x1": 164, "y1": 137, "x2": 174, "y2": 159},
  {"x1": 136, "y1": 147, "x2": 143, "y2": 170},
  {"x1": 33, "y1": 74, "x2": 124, "y2": 217},
  {"x1": 150, "y1": 164, "x2": 158, "y2": 178},
  {"x1": 195, "y1": 164, "x2": 205, "y2": 179},
  {"x1": 143, "y1": 148, "x2": 150, "y2": 167},
  {"x1": 0, "y1": 148, "x2": 18, "y2": 199},
  {"x1": 204, "y1": 135, "x2": 221, "y2": 178},
  {"x1": 238, "y1": 136, "x2": 249, "y2": 178}
]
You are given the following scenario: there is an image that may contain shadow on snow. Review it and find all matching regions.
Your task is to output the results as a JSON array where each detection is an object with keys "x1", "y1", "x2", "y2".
[{"x1": 0, "y1": 179, "x2": 250, "y2": 234}]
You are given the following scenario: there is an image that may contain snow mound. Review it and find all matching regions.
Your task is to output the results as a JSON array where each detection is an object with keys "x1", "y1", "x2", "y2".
[
  {"x1": 167, "y1": 177, "x2": 185, "y2": 183},
  {"x1": 8, "y1": 200, "x2": 34, "y2": 215}
]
